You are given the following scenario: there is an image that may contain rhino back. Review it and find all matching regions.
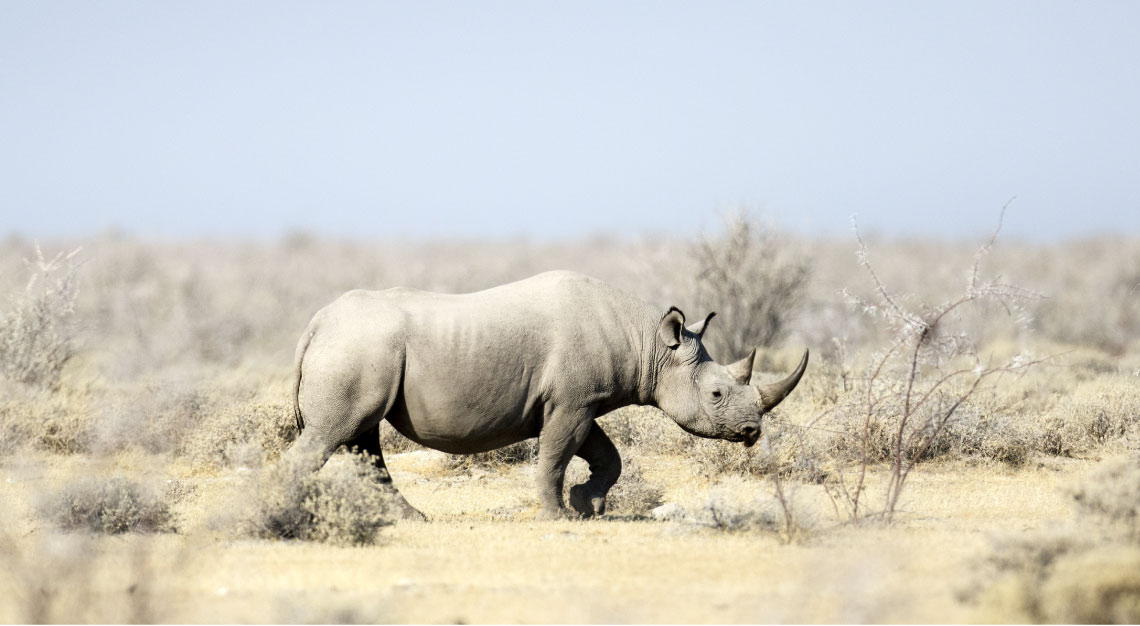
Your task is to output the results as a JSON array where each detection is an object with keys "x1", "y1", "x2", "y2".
[{"x1": 376, "y1": 271, "x2": 654, "y2": 451}]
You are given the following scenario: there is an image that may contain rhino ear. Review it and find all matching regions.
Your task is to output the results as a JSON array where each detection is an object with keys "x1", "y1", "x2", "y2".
[
  {"x1": 725, "y1": 348, "x2": 756, "y2": 384},
  {"x1": 686, "y1": 312, "x2": 716, "y2": 340},
  {"x1": 657, "y1": 307, "x2": 686, "y2": 349}
]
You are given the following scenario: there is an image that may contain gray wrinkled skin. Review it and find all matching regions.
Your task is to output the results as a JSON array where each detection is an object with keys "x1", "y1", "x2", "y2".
[{"x1": 284, "y1": 270, "x2": 807, "y2": 521}]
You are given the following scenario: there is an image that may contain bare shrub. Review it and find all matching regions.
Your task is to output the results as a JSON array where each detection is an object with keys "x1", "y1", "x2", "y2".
[
  {"x1": 698, "y1": 479, "x2": 811, "y2": 542},
  {"x1": 238, "y1": 451, "x2": 394, "y2": 546},
  {"x1": 830, "y1": 209, "x2": 1042, "y2": 522},
  {"x1": 1072, "y1": 455, "x2": 1140, "y2": 540},
  {"x1": 305, "y1": 456, "x2": 397, "y2": 545},
  {"x1": 689, "y1": 437, "x2": 773, "y2": 478},
  {"x1": 0, "y1": 382, "x2": 94, "y2": 454},
  {"x1": 973, "y1": 457, "x2": 1140, "y2": 622},
  {"x1": 598, "y1": 406, "x2": 691, "y2": 456},
  {"x1": 90, "y1": 384, "x2": 207, "y2": 457},
  {"x1": 1038, "y1": 378, "x2": 1140, "y2": 457},
  {"x1": 691, "y1": 210, "x2": 810, "y2": 358},
  {"x1": 1033, "y1": 240, "x2": 1140, "y2": 355},
  {"x1": 0, "y1": 245, "x2": 82, "y2": 390},
  {"x1": 980, "y1": 527, "x2": 1094, "y2": 621},
  {"x1": 937, "y1": 408, "x2": 1032, "y2": 467},
  {"x1": 1039, "y1": 547, "x2": 1140, "y2": 624},
  {"x1": 703, "y1": 495, "x2": 783, "y2": 533},
  {"x1": 448, "y1": 439, "x2": 538, "y2": 470},
  {"x1": 987, "y1": 528, "x2": 1092, "y2": 579},
  {"x1": 982, "y1": 527, "x2": 1140, "y2": 623},
  {"x1": 822, "y1": 399, "x2": 1033, "y2": 470},
  {"x1": 0, "y1": 531, "x2": 96, "y2": 623},
  {"x1": 179, "y1": 398, "x2": 297, "y2": 471},
  {"x1": 40, "y1": 477, "x2": 176, "y2": 534},
  {"x1": 688, "y1": 423, "x2": 801, "y2": 479}
]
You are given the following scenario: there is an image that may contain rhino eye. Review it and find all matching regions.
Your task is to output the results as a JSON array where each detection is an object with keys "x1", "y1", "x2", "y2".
[{"x1": 711, "y1": 390, "x2": 722, "y2": 400}]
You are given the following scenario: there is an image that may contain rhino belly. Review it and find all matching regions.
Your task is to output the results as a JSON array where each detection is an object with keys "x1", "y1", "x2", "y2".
[{"x1": 387, "y1": 375, "x2": 543, "y2": 455}]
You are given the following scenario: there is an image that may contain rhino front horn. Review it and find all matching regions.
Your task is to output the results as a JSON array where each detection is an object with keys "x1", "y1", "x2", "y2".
[{"x1": 758, "y1": 349, "x2": 809, "y2": 413}]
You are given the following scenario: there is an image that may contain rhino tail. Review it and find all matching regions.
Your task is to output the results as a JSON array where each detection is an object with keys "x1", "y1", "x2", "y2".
[{"x1": 292, "y1": 323, "x2": 317, "y2": 433}]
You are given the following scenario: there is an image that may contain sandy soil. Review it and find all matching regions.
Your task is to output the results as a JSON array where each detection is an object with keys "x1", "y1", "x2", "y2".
[{"x1": 0, "y1": 450, "x2": 1095, "y2": 624}]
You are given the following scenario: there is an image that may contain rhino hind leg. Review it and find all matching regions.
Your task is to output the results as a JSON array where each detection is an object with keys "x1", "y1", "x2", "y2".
[
  {"x1": 345, "y1": 424, "x2": 426, "y2": 522},
  {"x1": 568, "y1": 424, "x2": 622, "y2": 518}
]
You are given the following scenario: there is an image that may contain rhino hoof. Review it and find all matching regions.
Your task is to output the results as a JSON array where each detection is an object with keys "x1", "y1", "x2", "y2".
[
  {"x1": 569, "y1": 485, "x2": 604, "y2": 518},
  {"x1": 391, "y1": 498, "x2": 427, "y2": 522},
  {"x1": 397, "y1": 506, "x2": 427, "y2": 522}
]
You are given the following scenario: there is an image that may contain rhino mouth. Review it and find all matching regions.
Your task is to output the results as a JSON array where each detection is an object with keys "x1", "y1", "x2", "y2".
[{"x1": 740, "y1": 425, "x2": 760, "y2": 447}]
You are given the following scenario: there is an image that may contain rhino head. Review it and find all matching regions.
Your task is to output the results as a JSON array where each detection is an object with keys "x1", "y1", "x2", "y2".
[{"x1": 652, "y1": 307, "x2": 808, "y2": 447}]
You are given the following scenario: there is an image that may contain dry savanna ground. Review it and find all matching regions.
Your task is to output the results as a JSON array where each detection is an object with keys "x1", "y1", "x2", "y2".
[{"x1": 2, "y1": 216, "x2": 1139, "y2": 623}]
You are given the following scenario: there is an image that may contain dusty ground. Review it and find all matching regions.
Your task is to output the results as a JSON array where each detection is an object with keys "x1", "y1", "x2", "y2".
[
  {"x1": 2, "y1": 231, "x2": 1137, "y2": 623},
  {"x1": 0, "y1": 449, "x2": 1098, "y2": 624}
]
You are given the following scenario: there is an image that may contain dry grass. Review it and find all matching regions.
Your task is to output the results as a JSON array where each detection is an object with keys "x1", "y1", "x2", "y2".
[
  {"x1": 0, "y1": 451, "x2": 1099, "y2": 623},
  {"x1": 1, "y1": 228, "x2": 1139, "y2": 622},
  {"x1": 1071, "y1": 454, "x2": 1140, "y2": 539},
  {"x1": 973, "y1": 455, "x2": 1140, "y2": 623}
]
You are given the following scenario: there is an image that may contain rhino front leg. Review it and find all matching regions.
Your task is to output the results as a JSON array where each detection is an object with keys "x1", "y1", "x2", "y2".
[
  {"x1": 534, "y1": 410, "x2": 594, "y2": 520},
  {"x1": 569, "y1": 423, "x2": 622, "y2": 518}
]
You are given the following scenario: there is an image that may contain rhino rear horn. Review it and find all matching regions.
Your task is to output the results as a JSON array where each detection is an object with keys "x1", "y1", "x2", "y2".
[{"x1": 758, "y1": 349, "x2": 809, "y2": 412}]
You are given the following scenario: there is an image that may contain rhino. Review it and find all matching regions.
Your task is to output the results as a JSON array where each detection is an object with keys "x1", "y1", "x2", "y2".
[{"x1": 284, "y1": 270, "x2": 808, "y2": 520}]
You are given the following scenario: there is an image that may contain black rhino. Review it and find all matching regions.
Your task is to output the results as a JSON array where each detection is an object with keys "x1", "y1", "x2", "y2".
[{"x1": 285, "y1": 271, "x2": 807, "y2": 520}]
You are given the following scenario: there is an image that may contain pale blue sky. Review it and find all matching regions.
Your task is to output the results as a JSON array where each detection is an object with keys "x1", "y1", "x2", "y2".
[{"x1": 2, "y1": 1, "x2": 1138, "y2": 241}]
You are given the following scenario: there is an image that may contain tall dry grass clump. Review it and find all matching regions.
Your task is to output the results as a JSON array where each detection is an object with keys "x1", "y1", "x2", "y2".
[{"x1": 0, "y1": 245, "x2": 82, "y2": 390}]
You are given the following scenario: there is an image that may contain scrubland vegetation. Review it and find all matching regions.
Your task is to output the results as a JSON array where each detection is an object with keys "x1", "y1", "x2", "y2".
[{"x1": 1, "y1": 214, "x2": 1139, "y2": 623}]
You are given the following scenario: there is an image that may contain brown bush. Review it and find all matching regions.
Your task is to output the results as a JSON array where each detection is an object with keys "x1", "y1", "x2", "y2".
[
  {"x1": 40, "y1": 477, "x2": 176, "y2": 534},
  {"x1": 1072, "y1": 455, "x2": 1140, "y2": 540},
  {"x1": 691, "y1": 211, "x2": 810, "y2": 358},
  {"x1": 178, "y1": 398, "x2": 297, "y2": 471},
  {"x1": 236, "y1": 450, "x2": 394, "y2": 546},
  {"x1": 1038, "y1": 378, "x2": 1140, "y2": 457}
]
